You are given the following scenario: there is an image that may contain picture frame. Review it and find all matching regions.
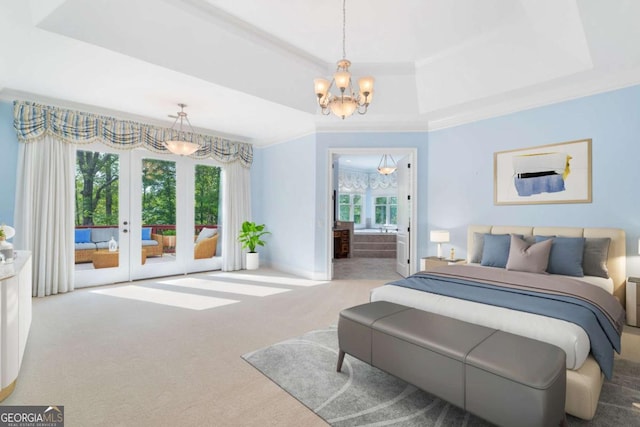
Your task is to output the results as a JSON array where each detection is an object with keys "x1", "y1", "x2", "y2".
[{"x1": 494, "y1": 139, "x2": 592, "y2": 205}]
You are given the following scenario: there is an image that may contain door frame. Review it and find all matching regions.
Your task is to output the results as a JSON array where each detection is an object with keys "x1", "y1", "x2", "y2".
[
  {"x1": 326, "y1": 147, "x2": 418, "y2": 279},
  {"x1": 75, "y1": 145, "x2": 224, "y2": 287},
  {"x1": 74, "y1": 143, "x2": 132, "y2": 287}
]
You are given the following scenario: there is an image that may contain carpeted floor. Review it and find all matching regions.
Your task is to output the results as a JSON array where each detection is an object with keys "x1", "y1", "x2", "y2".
[
  {"x1": 243, "y1": 326, "x2": 640, "y2": 427},
  {"x1": 6, "y1": 266, "x2": 640, "y2": 426},
  {"x1": 333, "y1": 258, "x2": 401, "y2": 281}
]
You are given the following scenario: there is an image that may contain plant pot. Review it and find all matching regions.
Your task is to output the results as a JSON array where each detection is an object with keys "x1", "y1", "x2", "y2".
[
  {"x1": 246, "y1": 252, "x2": 259, "y2": 270},
  {"x1": 162, "y1": 235, "x2": 176, "y2": 253}
]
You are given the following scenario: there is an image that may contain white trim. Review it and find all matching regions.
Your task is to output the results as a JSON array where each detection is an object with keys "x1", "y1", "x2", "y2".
[
  {"x1": 253, "y1": 129, "x2": 318, "y2": 148},
  {"x1": 316, "y1": 121, "x2": 429, "y2": 134},
  {"x1": 267, "y1": 260, "x2": 331, "y2": 281},
  {"x1": 326, "y1": 147, "x2": 418, "y2": 279}
]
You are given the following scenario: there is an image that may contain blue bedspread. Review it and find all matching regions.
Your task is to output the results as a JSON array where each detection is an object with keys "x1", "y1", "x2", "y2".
[{"x1": 388, "y1": 271, "x2": 621, "y2": 379}]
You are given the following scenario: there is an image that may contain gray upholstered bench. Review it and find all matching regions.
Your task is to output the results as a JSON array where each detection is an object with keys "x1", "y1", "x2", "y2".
[{"x1": 337, "y1": 301, "x2": 567, "y2": 427}]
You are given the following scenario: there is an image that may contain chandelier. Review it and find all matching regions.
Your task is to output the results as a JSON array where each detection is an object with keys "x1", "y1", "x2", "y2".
[
  {"x1": 313, "y1": 0, "x2": 374, "y2": 119},
  {"x1": 377, "y1": 154, "x2": 397, "y2": 175},
  {"x1": 164, "y1": 103, "x2": 201, "y2": 156}
]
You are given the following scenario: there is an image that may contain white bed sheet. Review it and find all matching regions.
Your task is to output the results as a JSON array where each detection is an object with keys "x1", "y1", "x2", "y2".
[{"x1": 370, "y1": 284, "x2": 590, "y2": 370}]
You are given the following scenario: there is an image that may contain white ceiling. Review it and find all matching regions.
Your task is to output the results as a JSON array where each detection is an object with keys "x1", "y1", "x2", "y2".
[{"x1": 1, "y1": 0, "x2": 639, "y2": 146}]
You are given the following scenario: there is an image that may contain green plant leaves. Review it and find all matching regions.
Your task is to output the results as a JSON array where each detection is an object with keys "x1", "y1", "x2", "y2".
[{"x1": 238, "y1": 221, "x2": 270, "y2": 252}]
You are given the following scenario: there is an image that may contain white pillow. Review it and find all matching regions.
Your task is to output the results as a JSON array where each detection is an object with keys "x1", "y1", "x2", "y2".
[{"x1": 196, "y1": 227, "x2": 217, "y2": 243}]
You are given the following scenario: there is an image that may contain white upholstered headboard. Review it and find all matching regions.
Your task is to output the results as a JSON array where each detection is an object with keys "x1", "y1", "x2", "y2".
[{"x1": 467, "y1": 225, "x2": 626, "y2": 303}]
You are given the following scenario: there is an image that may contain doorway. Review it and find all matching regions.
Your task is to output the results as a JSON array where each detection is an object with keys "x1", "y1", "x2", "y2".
[
  {"x1": 74, "y1": 143, "x2": 223, "y2": 287},
  {"x1": 328, "y1": 148, "x2": 417, "y2": 280}
]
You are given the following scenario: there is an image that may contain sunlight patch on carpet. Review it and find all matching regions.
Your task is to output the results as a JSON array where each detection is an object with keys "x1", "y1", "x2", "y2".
[
  {"x1": 211, "y1": 272, "x2": 328, "y2": 287},
  {"x1": 158, "y1": 277, "x2": 290, "y2": 297},
  {"x1": 91, "y1": 285, "x2": 239, "y2": 310}
]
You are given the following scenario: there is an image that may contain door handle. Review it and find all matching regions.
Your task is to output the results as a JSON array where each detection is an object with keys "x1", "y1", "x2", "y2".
[{"x1": 123, "y1": 229, "x2": 128, "y2": 233}]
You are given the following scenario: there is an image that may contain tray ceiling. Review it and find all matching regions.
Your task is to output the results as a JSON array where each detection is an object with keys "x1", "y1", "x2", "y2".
[{"x1": 1, "y1": 0, "x2": 639, "y2": 145}]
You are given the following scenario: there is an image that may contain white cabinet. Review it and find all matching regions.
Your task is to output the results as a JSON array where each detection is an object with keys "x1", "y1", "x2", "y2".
[{"x1": 0, "y1": 251, "x2": 32, "y2": 401}]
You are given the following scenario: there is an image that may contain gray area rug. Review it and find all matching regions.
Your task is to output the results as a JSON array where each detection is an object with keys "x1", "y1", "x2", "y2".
[{"x1": 243, "y1": 326, "x2": 640, "y2": 426}]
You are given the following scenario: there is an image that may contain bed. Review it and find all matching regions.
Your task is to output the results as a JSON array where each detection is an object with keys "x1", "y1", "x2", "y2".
[{"x1": 370, "y1": 225, "x2": 626, "y2": 420}]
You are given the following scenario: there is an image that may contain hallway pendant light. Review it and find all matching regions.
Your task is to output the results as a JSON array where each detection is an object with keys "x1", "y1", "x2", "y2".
[
  {"x1": 377, "y1": 154, "x2": 397, "y2": 175},
  {"x1": 313, "y1": 0, "x2": 374, "y2": 119},
  {"x1": 164, "y1": 103, "x2": 200, "y2": 156}
]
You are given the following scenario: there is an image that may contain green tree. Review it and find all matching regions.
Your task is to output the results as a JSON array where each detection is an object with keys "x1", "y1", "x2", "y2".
[
  {"x1": 142, "y1": 159, "x2": 176, "y2": 225},
  {"x1": 75, "y1": 151, "x2": 119, "y2": 225},
  {"x1": 195, "y1": 165, "x2": 221, "y2": 225}
]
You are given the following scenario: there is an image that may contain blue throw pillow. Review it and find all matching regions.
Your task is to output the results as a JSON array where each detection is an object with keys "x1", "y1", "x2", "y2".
[
  {"x1": 75, "y1": 228, "x2": 91, "y2": 243},
  {"x1": 480, "y1": 234, "x2": 512, "y2": 268},
  {"x1": 142, "y1": 227, "x2": 152, "y2": 241},
  {"x1": 535, "y1": 236, "x2": 585, "y2": 277}
]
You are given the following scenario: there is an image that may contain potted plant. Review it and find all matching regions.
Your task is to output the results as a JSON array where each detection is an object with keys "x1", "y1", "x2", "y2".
[
  {"x1": 162, "y1": 229, "x2": 177, "y2": 253},
  {"x1": 237, "y1": 221, "x2": 270, "y2": 270}
]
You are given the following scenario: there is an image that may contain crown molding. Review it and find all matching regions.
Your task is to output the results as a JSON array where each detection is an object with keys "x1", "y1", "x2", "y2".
[
  {"x1": 315, "y1": 119, "x2": 428, "y2": 134},
  {"x1": 252, "y1": 129, "x2": 317, "y2": 148}
]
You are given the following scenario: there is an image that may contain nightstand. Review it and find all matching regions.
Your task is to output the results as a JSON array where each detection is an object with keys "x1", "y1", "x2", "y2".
[{"x1": 420, "y1": 256, "x2": 466, "y2": 272}]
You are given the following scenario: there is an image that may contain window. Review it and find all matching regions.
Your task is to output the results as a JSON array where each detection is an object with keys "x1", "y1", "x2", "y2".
[
  {"x1": 142, "y1": 158, "x2": 176, "y2": 227},
  {"x1": 338, "y1": 193, "x2": 363, "y2": 224},
  {"x1": 374, "y1": 196, "x2": 397, "y2": 225},
  {"x1": 194, "y1": 164, "x2": 221, "y2": 227},
  {"x1": 75, "y1": 150, "x2": 119, "y2": 226}
]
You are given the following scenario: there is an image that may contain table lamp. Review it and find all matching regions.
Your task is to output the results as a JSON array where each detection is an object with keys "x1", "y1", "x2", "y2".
[{"x1": 430, "y1": 230, "x2": 450, "y2": 259}]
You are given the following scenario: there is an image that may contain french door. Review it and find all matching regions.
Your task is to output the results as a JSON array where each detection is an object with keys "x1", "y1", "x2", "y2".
[{"x1": 75, "y1": 144, "x2": 222, "y2": 288}]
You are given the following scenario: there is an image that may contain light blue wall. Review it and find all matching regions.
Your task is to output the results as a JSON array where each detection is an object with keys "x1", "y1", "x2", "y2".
[
  {"x1": 5, "y1": 84, "x2": 640, "y2": 279},
  {"x1": 254, "y1": 131, "x2": 429, "y2": 278},
  {"x1": 428, "y1": 84, "x2": 640, "y2": 275},
  {"x1": 252, "y1": 133, "x2": 318, "y2": 277},
  {"x1": 0, "y1": 101, "x2": 18, "y2": 226}
]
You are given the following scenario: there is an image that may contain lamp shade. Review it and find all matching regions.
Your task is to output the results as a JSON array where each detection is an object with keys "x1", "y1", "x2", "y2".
[
  {"x1": 164, "y1": 140, "x2": 200, "y2": 156},
  {"x1": 314, "y1": 78, "x2": 330, "y2": 97},
  {"x1": 333, "y1": 71, "x2": 351, "y2": 90},
  {"x1": 329, "y1": 96, "x2": 357, "y2": 119},
  {"x1": 430, "y1": 230, "x2": 450, "y2": 243},
  {"x1": 377, "y1": 154, "x2": 397, "y2": 175},
  {"x1": 358, "y1": 76, "x2": 374, "y2": 95}
]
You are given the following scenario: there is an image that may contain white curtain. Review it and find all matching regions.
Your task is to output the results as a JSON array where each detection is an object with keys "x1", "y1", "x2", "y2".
[
  {"x1": 14, "y1": 136, "x2": 75, "y2": 297},
  {"x1": 221, "y1": 161, "x2": 251, "y2": 271}
]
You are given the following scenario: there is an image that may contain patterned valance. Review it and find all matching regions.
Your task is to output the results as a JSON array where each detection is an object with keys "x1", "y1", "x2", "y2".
[
  {"x1": 339, "y1": 168, "x2": 397, "y2": 192},
  {"x1": 13, "y1": 101, "x2": 253, "y2": 167}
]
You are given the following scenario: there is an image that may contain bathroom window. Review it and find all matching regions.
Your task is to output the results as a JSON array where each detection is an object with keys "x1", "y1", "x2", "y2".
[
  {"x1": 338, "y1": 193, "x2": 363, "y2": 224},
  {"x1": 374, "y1": 196, "x2": 397, "y2": 225}
]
